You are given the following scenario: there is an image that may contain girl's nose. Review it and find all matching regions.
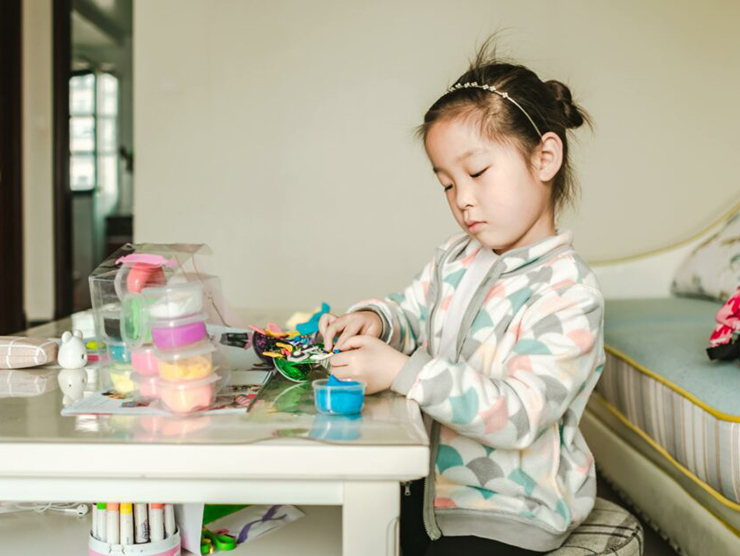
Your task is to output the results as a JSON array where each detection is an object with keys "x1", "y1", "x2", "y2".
[{"x1": 455, "y1": 180, "x2": 475, "y2": 210}]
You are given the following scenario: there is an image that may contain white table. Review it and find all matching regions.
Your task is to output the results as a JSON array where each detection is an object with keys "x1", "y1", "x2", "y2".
[{"x1": 0, "y1": 312, "x2": 429, "y2": 555}]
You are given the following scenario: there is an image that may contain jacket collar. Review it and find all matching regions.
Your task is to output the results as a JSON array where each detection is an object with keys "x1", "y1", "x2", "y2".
[
  {"x1": 453, "y1": 228, "x2": 573, "y2": 275},
  {"x1": 497, "y1": 228, "x2": 573, "y2": 273}
]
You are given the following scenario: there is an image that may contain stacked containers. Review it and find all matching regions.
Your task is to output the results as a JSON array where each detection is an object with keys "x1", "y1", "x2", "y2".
[
  {"x1": 104, "y1": 254, "x2": 176, "y2": 394},
  {"x1": 138, "y1": 282, "x2": 224, "y2": 414}
]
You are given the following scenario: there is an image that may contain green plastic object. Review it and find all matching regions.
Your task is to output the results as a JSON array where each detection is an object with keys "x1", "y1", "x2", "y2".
[
  {"x1": 202, "y1": 504, "x2": 249, "y2": 525},
  {"x1": 273, "y1": 357, "x2": 314, "y2": 382},
  {"x1": 121, "y1": 294, "x2": 151, "y2": 347},
  {"x1": 201, "y1": 526, "x2": 237, "y2": 553}
]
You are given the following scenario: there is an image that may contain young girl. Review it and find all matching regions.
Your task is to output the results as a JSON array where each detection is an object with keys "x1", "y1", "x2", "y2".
[{"x1": 319, "y1": 40, "x2": 605, "y2": 555}]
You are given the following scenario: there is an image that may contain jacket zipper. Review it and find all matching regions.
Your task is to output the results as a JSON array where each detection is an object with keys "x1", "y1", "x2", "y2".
[
  {"x1": 402, "y1": 481, "x2": 411, "y2": 497},
  {"x1": 421, "y1": 239, "x2": 497, "y2": 541},
  {"x1": 422, "y1": 420, "x2": 442, "y2": 540},
  {"x1": 420, "y1": 249, "x2": 446, "y2": 541}
]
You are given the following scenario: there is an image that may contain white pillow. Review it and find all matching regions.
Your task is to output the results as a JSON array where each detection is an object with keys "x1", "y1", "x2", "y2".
[{"x1": 671, "y1": 212, "x2": 740, "y2": 301}]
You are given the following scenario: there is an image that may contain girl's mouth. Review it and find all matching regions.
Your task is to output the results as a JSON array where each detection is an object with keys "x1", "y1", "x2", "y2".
[{"x1": 467, "y1": 221, "x2": 484, "y2": 233}]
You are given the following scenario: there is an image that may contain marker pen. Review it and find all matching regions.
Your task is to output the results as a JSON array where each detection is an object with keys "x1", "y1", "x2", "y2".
[
  {"x1": 134, "y1": 502, "x2": 149, "y2": 543},
  {"x1": 149, "y1": 503, "x2": 164, "y2": 542},
  {"x1": 107, "y1": 503, "x2": 120, "y2": 545},
  {"x1": 96, "y1": 503, "x2": 107, "y2": 542},
  {"x1": 164, "y1": 504, "x2": 176, "y2": 538},
  {"x1": 92, "y1": 503, "x2": 99, "y2": 539},
  {"x1": 120, "y1": 503, "x2": 134, "y2": 545}
]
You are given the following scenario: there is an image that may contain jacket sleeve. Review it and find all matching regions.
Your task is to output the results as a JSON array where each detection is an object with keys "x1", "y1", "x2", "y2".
[
  {"x1": 346, "y1": 257, "x2": 436, "y2": 356},
  {"x1": 390, "y1": 284, "x2": 605, "y2": 449}
]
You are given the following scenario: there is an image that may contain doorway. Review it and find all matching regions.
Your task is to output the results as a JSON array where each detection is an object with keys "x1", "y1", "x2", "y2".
[{"x1": 54, "y1": 0, "x2": 134, "y2": 318}]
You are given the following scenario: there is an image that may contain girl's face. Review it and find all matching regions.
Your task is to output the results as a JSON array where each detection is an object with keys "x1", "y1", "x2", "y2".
[{"x1": 424, "y1": 117, "x2": 557, "y2": 255}]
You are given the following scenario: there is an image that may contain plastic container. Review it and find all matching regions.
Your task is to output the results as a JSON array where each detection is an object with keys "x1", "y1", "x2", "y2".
[
  {"x1": 89, "y1": 244, "x2": 221, "y2": 370},
  {"x1": 143, "y1": 282, "x2": 204, "y2": 320},
  {"x1": 121, "y1": 294, "x2": 153, "y2": 348},
  {"x1": 107, "y1": 364, "x2": 136, "y2": 394},
  {"x1": 156, "y1": 340, "x2": 217, "y2": 382},
  {"x1": 313, "y1": 377, "x2": 366, "y2": 415},
  {"x1": 158, "y1": 374, "x2": 220, "y2": 414},
  {"x1": 131, "y1": 345, "x2": 159, "y2": 376},
  {"x1": 103, "y1": 317, "x2": 123, "y2": 341},
  {"x1": 113, "y1": 254, "x2": 176, "y2": 301},
  {"x1": 109, "y1": 343, "x2": 131, "y2": 364},
  {"x1": 133, "y1": 373, "x2": 160, "y2": 398},
  {"x1": 150, "y1": 313, "x2": 208, "y2": 350},
  {"x1": 89, "y1": 529, "x2": 180, "y2": 556}
]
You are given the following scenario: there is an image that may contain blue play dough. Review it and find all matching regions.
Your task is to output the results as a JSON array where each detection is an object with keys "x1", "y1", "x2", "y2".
[
  {"x1": 315, "y1": 375, "x2": 364, "y2": 415},
  {"x1": 109, "y1": 343, "x2": 130, "y2": 363},
  {"x1": 296, "y1": 302, "x2": 330, "y2": 335},
  {"x1": 328, "y1": 375, "x2": 356, "y2": 386}
]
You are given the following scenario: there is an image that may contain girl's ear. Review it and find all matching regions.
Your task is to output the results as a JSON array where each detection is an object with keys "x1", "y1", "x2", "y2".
[{"x1": 532, "y1": 132, "x2": 563, "y2": 182}]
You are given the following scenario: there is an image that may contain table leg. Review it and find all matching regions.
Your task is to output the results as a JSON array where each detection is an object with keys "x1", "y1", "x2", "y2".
[{"x1": 342, "y1": 481, "x2": 399, "y2": 556}]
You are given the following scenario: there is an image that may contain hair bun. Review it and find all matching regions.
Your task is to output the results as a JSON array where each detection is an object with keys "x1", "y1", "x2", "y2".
[{"x1": 545, "y1": 80, "x2": 584, "y2": 129}]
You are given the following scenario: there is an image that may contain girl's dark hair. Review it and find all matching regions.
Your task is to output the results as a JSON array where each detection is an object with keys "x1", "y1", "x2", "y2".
[{"x1": 417, "y1": 37, "x2": 592, "y2": 214}]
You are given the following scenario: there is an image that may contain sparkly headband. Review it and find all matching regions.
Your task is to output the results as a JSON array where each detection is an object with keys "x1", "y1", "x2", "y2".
[{"x1": 443, "y1": 81, "x2": 543, "y2": 138}]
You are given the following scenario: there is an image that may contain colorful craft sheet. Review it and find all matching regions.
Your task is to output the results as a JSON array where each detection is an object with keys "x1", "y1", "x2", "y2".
[
  {"x1": 61, "y1": 371, "x2": 271, "y2": 416},
  {"x1": 208, "y1": 505, "x2": 305, "y2": 544}
]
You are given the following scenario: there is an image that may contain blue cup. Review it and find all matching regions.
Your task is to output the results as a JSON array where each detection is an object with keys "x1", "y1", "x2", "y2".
[{"x1": 312, "y1": 377, "x2": 365, "y2": 415}]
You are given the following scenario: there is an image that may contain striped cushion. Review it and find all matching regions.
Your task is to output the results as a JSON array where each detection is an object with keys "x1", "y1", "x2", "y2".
[
  {"x1": 549, "y1": 498, "x2": 643, "y2": 555},
  {"x1": 0, "y1": 336, "x2": 58, "y2": 369}
]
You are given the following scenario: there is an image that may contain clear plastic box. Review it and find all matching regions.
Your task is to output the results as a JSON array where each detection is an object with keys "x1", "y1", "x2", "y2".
[
  {"x1": 150, "y1": 313, "x2": 208, "y2": 350},
  {"x1": 89, "y1": 243, "x2": 233, "y2": 393},
  {"x1": 144, "y1": 282, "x2": 205, "y2": 320},
  {"x1": 158, "y1": 374, "x2": 221, "y2": 414},
  {"x1": 156, "y1": 340, "x2": 218, "y2": 382}
]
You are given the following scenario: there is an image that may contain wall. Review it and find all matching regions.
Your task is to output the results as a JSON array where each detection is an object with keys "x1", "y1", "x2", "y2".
[
  {"x1": 22, "y1": 0, "x2": 54, "y2": 322},
  {"x1": 133, "y1": 0, "x2": 740, "y2": 313}
]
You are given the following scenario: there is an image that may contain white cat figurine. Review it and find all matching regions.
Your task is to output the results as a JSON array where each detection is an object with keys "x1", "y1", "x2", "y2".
[
  {"x1": 58, "y1": 367, "x2": 88, "y2": 406},
  {"x1": 58, "y1": 330, "x2": 88, "y2": 369},
  {"x1": 57, "y1": 330, "x2": 89, "y2": 406}
]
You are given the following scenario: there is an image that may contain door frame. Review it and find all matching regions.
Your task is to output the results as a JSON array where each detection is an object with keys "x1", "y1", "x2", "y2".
[
  {"x1": 53, "y1": 0, "x2": 73, "y2": 319},
  {"x1": 0, "y1": 0, "x2": 25, "y2": 334}
]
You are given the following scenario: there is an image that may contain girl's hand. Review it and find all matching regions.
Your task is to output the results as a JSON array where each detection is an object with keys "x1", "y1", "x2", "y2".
[
  {"x1": 329, "y1": 336, "x2": 409, "y2": 394},
  {"x1": 319, "y1": 311, "x2": 382, "y2": 352}
]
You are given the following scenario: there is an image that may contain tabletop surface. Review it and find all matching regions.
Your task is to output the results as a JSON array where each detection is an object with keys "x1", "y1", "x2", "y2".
[{"x1": 0, "y1": 311, "x2": 428, "y2": 448}]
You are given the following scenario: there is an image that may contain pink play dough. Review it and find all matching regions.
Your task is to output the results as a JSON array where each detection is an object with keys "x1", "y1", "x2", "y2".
[{"x1": 131, "y1": 346, "x2": 159, "y2": 376}]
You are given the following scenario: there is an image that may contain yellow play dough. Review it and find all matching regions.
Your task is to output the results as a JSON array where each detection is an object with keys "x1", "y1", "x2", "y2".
[{"x1": 158, "y1": 355, "x2": 213, "y2": 381}]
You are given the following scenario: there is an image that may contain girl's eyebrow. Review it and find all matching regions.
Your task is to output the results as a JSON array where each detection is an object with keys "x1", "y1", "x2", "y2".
[{"x1": 432, "y1": 148, "x2": 485, "y2": 174}]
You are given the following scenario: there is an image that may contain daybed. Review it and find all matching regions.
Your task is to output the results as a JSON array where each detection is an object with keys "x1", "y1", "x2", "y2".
[{"x1": 586, "y1": 201, "x2": 740, "y2": 556}]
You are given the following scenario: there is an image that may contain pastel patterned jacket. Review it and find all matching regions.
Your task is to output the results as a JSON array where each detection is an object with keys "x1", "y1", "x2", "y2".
[{"x1": 348, "y1": 229, "x2": 606, "y2": 552}]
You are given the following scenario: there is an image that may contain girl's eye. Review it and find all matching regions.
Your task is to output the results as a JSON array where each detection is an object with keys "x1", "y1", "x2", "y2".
[
  {"x1": 470, "y1": 167, "x2": 489, "y2": 178},
  {"x1": 443, "y1": 185, "x2": 453, "y2": 192}
]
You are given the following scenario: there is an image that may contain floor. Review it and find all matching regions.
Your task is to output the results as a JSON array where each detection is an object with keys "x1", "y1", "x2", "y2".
[{"x1": 596, "y1": 472, "x2": 680, "y2": 555}]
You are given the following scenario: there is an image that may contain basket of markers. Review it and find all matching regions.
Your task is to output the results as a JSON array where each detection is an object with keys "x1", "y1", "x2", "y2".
[{"x1": 89, "y1": 502, "x2": 181, "y2": 556}]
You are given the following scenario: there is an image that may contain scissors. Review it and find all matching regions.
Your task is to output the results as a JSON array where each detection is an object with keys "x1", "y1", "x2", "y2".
[{"x1": 200, "y1": 526, "x2": 237, "y2": 553}]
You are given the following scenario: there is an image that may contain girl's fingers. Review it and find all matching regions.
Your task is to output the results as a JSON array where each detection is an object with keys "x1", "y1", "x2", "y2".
[
  {"x1": 338, "y1": 335, "x2": 366, "y2": 350},
  {"x1": 334, "y1": 321, "x2": 362, "y2": 351},
  {"x1": 318, "y1": 313, "x2": 337, "y2": 340},
  {"x1": 358, "y1": 311, "x2": 382, "y2": 338},
  {"x1": 329, "y1": 350, "x2": 352, "y2": 368},
  {"x1": 330, "y1": 367, "x2": 353, "y2": 381},
  {"x1": 322, "y1": 316, "x2": 346, "y2": 351}
]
